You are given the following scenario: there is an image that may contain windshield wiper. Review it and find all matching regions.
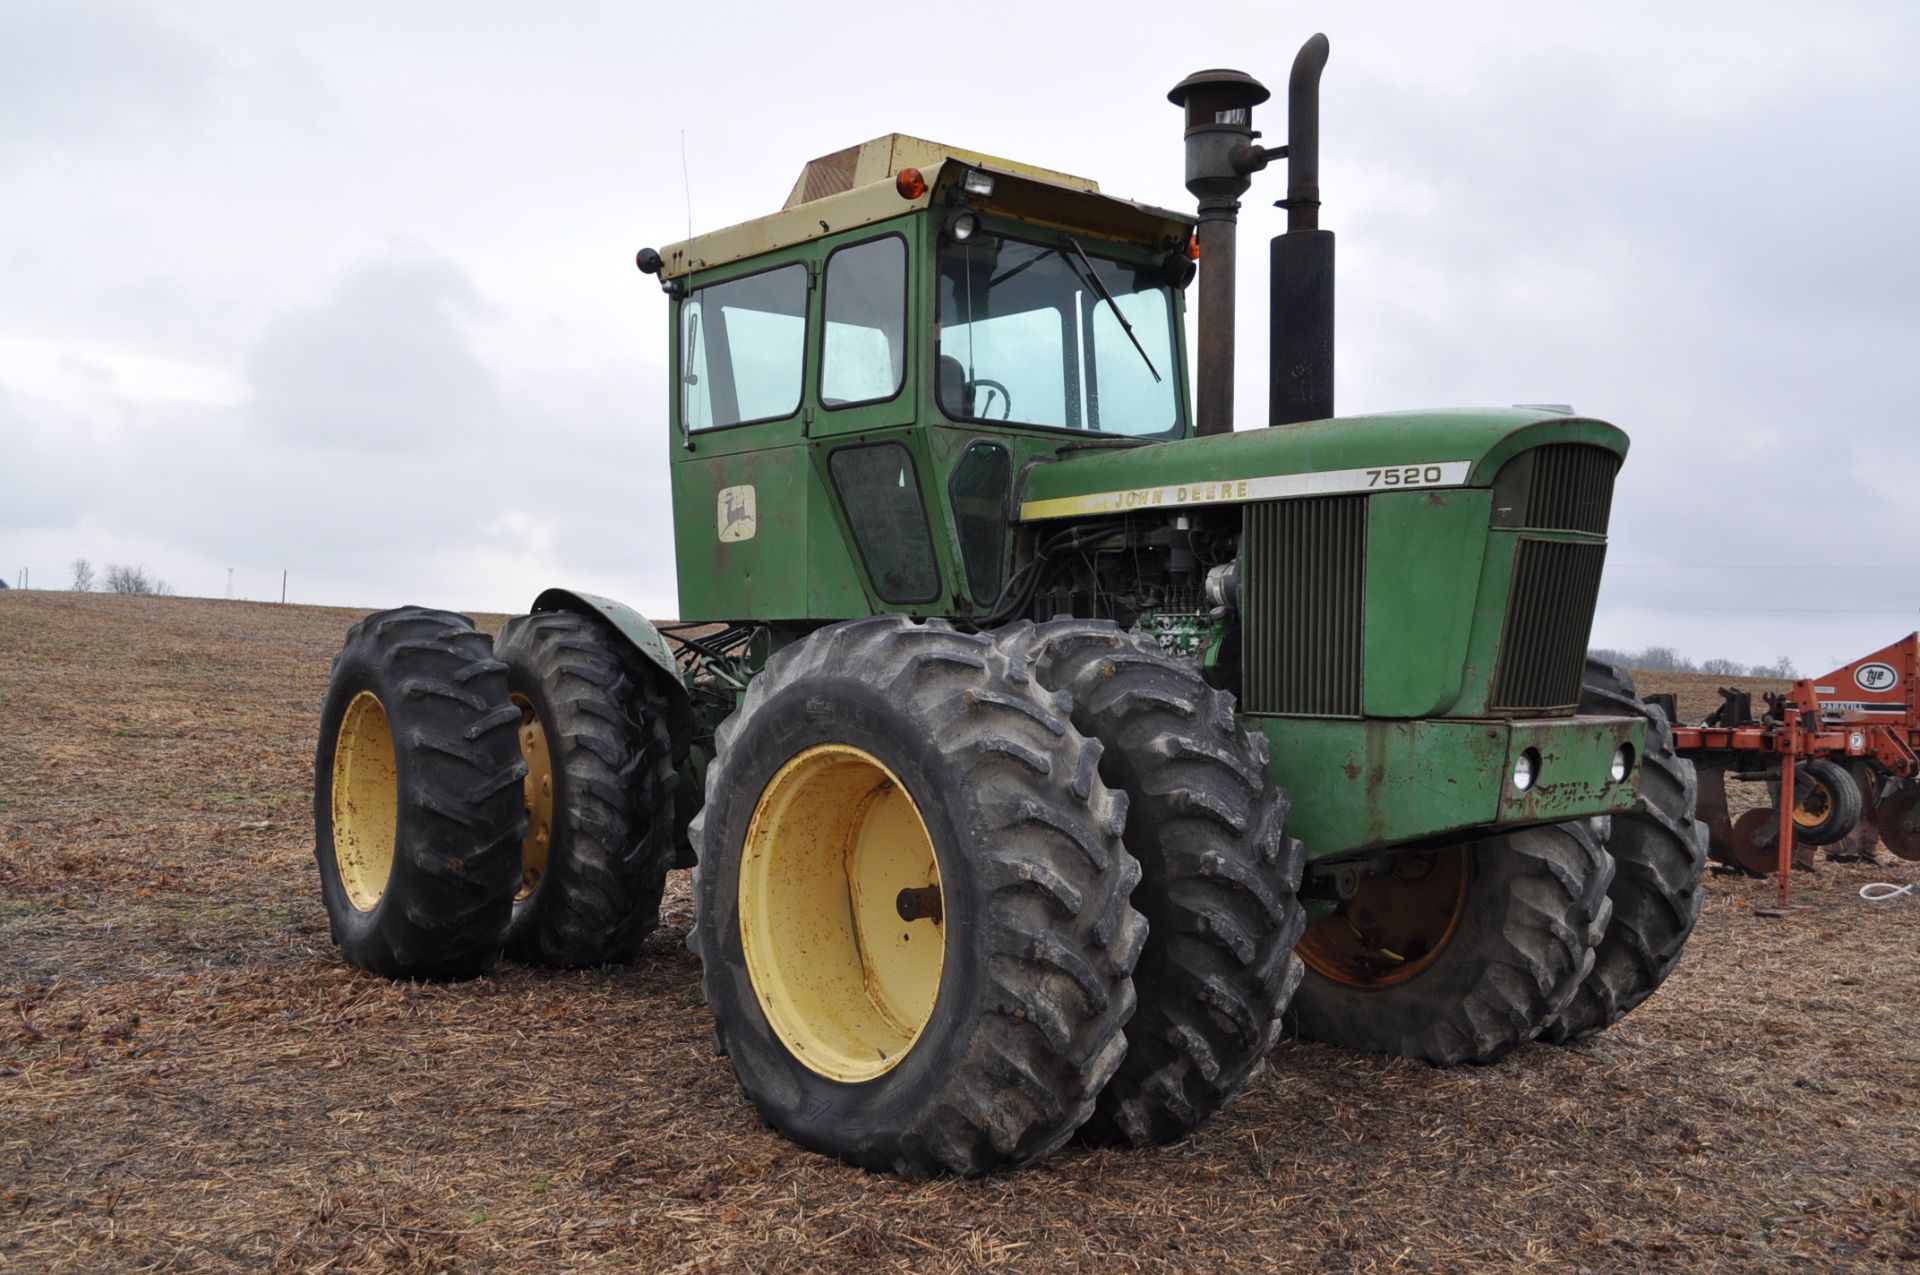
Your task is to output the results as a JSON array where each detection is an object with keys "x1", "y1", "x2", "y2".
[{"x1": 1061, "y1": 234, "x2": 1161, "y2": 384}]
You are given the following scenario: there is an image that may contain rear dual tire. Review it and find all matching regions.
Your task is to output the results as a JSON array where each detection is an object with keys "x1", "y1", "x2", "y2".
[
  {"x1": 315, "y1": 607, "x2": 676, "y2": 980},
  {"x1": 497, "y1": 611, "x2": 677, "y2": 969},
  {"x1": 313, "y1": 607, "x2": 526, "y2": 980}
]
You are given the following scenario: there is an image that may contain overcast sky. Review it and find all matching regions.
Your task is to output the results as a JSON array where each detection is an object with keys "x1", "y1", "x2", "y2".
[{"x1": 3, "y1": 1, "x2": 1915, "y2": 673}]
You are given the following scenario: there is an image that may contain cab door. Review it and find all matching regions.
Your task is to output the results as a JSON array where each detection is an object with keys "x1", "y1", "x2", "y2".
[
  {"x1": 670, "y1": 254, "x2": 861, "y2": 621},
  {"x1": 806, "y1": 228, "x2": 955, "y2": 614}
]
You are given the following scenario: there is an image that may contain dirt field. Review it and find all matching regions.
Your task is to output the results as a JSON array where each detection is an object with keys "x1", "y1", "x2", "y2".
[{"x1": 3, "y1": 592, "x2": 1917, "y2": 1273}]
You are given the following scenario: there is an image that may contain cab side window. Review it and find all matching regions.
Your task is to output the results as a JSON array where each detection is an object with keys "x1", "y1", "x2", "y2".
[
  {"x1": 680, "y1": 263, "x2": 808, "y2": 430},
  {"x1": 820, "y1": 236, "x2": 906, "y2": 408}
]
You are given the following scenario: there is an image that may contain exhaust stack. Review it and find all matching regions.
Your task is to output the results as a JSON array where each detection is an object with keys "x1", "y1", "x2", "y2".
[
  {"x1": 1270, "y1": 34, "x2": 1334, "y2": 426},
  {"x1": 1168, "y1": 68, "x2": 1274, "y2": 437}
]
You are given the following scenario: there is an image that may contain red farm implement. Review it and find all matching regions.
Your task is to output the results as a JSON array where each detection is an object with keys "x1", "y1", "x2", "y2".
[{"x1": 1647, "y1": 633, "x2": 1920, "y2": 904}]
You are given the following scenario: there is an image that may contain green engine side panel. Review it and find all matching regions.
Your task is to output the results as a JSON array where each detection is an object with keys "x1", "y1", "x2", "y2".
[
  {"x1": 1251, "y1": 714, "x2": 1644, "y2": 859},
  {"x1": 1361, "y1": 489, "x2": 1491, "y2": 717}
]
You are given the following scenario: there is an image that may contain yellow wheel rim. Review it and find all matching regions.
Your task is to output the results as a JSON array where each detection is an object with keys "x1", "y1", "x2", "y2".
[
  {"x1": 1297, "y1": 846, "x2": 1470, "y2": 988},
  {"x1": 330, "y1": 691, "x2": 398, "y2": 912},
  {"x1": 739, "y1": 744, "x2": 946, "y2": 1083},
  {"x1": 513, "y1": 693, "x2": 554, "y2": 902},
  {"x1": 1792, "y1": 778, "x2": 1832, "y2": 830}
]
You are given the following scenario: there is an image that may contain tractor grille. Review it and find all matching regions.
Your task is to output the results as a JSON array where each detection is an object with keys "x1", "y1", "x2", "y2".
[
  {"x1": 1490, "y1": 538, "x2": 1607, "y2": 711},
  {"x1": 1525, "y1": 445, "x2": 1618, "y2": 534},
  {"x1": 1241, "y1": 495, "x2": 1365, "y2": 716}
]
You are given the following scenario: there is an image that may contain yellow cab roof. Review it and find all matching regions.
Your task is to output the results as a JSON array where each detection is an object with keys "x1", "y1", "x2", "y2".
[{"x1": 656, "y1": 133, "x2": 1193, "y2": 279}]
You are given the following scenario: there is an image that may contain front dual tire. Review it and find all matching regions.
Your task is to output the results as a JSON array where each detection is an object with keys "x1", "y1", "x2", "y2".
[
  {"x1": 691, "y1": 617, "x2": 1147, "y2": 1177},
  {"x1": 1287, "y1": 826, "x2": 1614, "y2": 1065},
  {"x1": 1010, "y1": 620, "x2": 1306, "y2": 1147},
  {"x1": 1542, "y1": 660, "x2": 1706, "y2": 1043},
  {"x1": 1286, "y1": 660, "x2": 1706, "y2": 1061}
]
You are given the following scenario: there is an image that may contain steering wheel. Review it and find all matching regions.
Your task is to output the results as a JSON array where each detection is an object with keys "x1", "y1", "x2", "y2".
[{"x1": 967, "y1": 378, "x2": 1013, "y2": 420}]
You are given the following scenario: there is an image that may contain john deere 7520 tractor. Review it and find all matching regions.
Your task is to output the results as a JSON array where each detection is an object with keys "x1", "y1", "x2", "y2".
[{"x1": 314, "y1": 37, "x2": 1706, "y2": 1176}]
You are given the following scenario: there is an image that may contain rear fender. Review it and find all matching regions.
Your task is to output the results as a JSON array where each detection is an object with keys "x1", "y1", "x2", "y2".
[{"x1": 530, "y1": 588, "x2": 693, "y2": 743}]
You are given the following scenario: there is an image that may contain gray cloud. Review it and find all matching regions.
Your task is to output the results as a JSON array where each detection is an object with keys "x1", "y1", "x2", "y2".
[
  {"x1": 245, "y1": 256, "x2": 499, "y2": 451},
  {"x1": 0, "y1": 2, "x2": 219, "y2": 159}
]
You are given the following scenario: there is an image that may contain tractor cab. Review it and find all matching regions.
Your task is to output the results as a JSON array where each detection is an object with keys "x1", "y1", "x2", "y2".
[{"x1": 645, "y1": 135, "x2": 1198, "y2": 624}]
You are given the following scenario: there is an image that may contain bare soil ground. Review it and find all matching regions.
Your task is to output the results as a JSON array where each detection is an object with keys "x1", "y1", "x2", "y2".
[{"x1": 3, "y1": 592, "x2": 1917, "y2": 1273}]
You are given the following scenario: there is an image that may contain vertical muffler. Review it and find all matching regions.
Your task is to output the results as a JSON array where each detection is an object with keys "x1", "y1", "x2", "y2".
[{"x1": 1270, "y1": 34, "x2": 1334, "y2": 426}]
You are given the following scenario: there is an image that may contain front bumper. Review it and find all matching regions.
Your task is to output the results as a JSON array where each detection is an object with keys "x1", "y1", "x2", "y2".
[{"x1": 1247, "y1": 713, "x2": 1645, "y2": 859}]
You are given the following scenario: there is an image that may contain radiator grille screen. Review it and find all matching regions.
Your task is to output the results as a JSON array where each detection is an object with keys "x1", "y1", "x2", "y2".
[
  {"x1": 1241, "y1": 496, "x2": 1365, "y2": 716},
  {"x1": 1491, "y1": 538, "x2": 1607, "y2": 711},
  {"x1": 1525, "y1": 445, "x2": 1618, "y2": 534}
]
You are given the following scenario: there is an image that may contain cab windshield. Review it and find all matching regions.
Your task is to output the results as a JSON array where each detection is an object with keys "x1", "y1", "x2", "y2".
[{"x1": 936, "y1": 232, "x2": 1183, "y2": 437}]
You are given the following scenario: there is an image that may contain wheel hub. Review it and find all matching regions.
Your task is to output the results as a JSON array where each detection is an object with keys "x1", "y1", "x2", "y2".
[
  {"x1": 1792, "y1": 779, "x2": 1833, "y2": 830},
  {"x1": 1296, "y1": 846, "x2": 1469, "y2": 987},
  {"x1": 739, "y1": 745, "x2": 946, "y2": 1082},
  {"x1": 330, "y1": 690, "x2": 398, "y2": 912},
  {"x1": 512, "y1": 693, "x2": 553, "y2": 902}
]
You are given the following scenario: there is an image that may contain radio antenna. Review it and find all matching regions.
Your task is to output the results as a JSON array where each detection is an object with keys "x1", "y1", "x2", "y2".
[{"x1": 680, "y1": 129, "x2": 693, "y2": 241}]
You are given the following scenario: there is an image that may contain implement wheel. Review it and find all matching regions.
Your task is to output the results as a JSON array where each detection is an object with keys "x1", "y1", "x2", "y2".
[
  {"x1": 314, "y1": 607, "x2": 525, "y2": 980},
  {"x1": 690, "y1": 617, "x2": 1146, "y2": 1176},
  {"x1": 496, "y1": 611, "x2": 678, "y2": 968},
  {"x1": 1543, "y1": 661, "x2": 1707, "y2": 1043},
  {"x1": 1790, "y1": 758, "x2": 1862, "y2": 846},
  {"x1": 1287, "y1": 825, "x2": 1612, "y2": 1065},
  {"x1": 1015, "y1": 619, "x2": 1304, "y2": 1147}
]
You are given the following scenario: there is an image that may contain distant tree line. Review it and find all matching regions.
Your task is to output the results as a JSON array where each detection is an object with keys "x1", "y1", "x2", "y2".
[
  {"x1": 69, "y1": 558, "x2": 172, "y2": 596},
  {"x1": 1590, "y1": 645, "x2": 1796, "y2": 679}
]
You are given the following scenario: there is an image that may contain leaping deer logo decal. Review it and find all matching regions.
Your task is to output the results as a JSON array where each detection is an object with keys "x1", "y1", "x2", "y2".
[{"x1": 718, "y1": 485, "x2": 757, "y2": 543}]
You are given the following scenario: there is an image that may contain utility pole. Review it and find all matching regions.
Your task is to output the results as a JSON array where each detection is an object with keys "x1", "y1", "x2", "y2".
[{"x1": 281, "y1": 570, "x2": 287, "y2": 604}]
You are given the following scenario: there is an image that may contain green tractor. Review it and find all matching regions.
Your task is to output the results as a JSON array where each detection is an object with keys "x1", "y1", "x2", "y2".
[{"x1": 313, "y1": 36, "x2": 1706, "y2": 1176}]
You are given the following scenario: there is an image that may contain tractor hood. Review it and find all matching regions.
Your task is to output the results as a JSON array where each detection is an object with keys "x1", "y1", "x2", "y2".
[{"x1": 1016, "y1": 409, "x2": 1628, "y2": 521}]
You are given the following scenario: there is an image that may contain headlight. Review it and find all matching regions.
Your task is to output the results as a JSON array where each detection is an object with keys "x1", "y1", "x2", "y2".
[
  {"x1": 962, "y1": 169, "x2": 996, "y2": 199},
  {"x1": 1610, "y1": 744, "x2": 1634, "y2": 784},
  {"x1": 943, "y1": 207, "x2": 979, "y2": 243},
  {"x1": 1512, "y1": 748, "x2": 1540, "y2": 793}
]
